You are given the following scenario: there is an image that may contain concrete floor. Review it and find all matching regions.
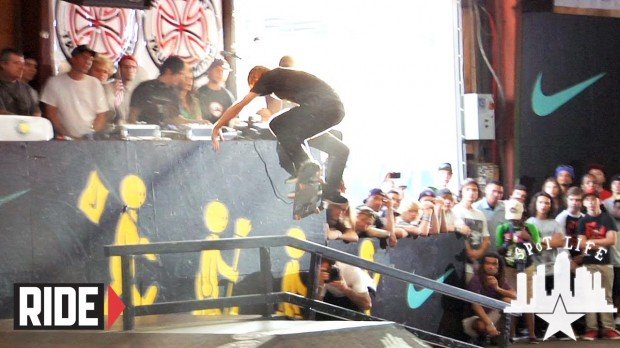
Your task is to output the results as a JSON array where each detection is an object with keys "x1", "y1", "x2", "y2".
[{"x1": 0, "y1": 314, "x2": 429, "y2": 348}]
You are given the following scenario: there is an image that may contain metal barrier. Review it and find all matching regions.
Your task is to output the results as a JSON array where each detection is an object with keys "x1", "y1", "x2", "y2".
[{"x1": 104, "y1": 235, "x2": 511, "y2": 347}]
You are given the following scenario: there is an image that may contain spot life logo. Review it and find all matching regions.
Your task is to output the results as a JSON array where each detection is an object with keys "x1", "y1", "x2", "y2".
[{"x1": 14, "y1": 284, "x2": 125, "y2": 330}]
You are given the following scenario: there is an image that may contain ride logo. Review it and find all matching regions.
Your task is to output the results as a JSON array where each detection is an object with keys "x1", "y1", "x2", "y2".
[{"x1": 14, "y1": 284, "x2": 125, "y2": 330}]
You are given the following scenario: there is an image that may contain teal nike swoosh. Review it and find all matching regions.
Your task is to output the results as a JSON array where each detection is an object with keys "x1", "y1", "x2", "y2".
[
  {"x1": 532, "y1": 72, "x2": 605, "y2": 116},
  {"x1": 0, "y1": 189, "x2": 30, "y2": 208},
  {"x1": 407, "y1": 268, "x2": 454, "y2": 309}
]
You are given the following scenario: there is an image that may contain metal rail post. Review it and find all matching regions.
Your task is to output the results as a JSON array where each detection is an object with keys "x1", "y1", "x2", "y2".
[
  {"x1": 306, "y1": 252, "x2": 322, "y2": 320},
  {"x1": 121, "y1": 255, "x2": 135, "y2": 330},
  {"x1": 259, "y1": 247, "x2": 273, "y2": 318}
]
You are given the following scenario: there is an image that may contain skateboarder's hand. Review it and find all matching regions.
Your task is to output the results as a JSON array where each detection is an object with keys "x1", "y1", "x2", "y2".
[{"x1": 211, "y1": 127, "x2": 223, "y2": 151}]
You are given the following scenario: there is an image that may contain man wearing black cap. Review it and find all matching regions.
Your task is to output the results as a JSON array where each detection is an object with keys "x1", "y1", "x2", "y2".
[
  {"x1": 41, "y1": 45, "x2": 108, "y2": 138},
  {"x1": 356, "y1": 189, "x2": 400, "y2": 247},
  {"x1": 429, "y1": 162, "x2": 455, "y2": 195},
  {"x1": 211, "y1": 66, "x2": 348, "y2": 205},
  {"x1": 198, "y1": 58, "x2": 235, "y2": 124}
]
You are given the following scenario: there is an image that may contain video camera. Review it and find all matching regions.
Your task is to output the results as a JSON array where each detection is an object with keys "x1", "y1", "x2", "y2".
[{"x1": 326, "y1": 267, "x2": 341, "y2": 283}]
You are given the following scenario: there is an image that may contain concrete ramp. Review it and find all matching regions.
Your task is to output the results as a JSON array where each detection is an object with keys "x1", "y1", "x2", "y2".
[{"x1": 1, "y1": 314, "x2": 430, "y2": 347}]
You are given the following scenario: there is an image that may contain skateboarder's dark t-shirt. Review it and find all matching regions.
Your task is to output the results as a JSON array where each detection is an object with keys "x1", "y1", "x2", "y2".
[{"x1": 251, "y1": 68, "x2": 341, "y2": 106}]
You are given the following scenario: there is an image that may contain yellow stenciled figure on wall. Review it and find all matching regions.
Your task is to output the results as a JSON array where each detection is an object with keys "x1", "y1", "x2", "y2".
[
  {"x1": 194, "y1": 201, "x2": 242, "y2": 315},
  {"x1": 359, "y1": 239, "x2": 381, "y2": 315},
  {"x1": 278, "y1": 228, "x2": 308, "y2": 318},
  {"x1": 108, "y1": 175, "x2": 159, "y2": 312}
]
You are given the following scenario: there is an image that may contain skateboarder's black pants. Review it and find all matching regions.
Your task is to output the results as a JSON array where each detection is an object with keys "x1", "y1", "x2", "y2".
[{"x1": 269, "y1": 101, "x2": 348, "y2": 196}]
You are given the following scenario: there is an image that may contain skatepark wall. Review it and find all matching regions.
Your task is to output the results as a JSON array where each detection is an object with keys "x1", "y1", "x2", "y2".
[
  {"x1": 517, "y1": 13, "x2": 620, "y2": 191},
  {"x1": 0, "y1": 140, "x2": 465, "y2": 340}
]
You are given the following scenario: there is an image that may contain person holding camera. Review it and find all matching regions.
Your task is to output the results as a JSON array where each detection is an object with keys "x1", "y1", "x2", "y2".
[
  {"x1": 358, "y1": 188, "x2": 407, "y2": 247},
  {"x1": 317, "y1": 259, "x2": 374, "y2": 316}
]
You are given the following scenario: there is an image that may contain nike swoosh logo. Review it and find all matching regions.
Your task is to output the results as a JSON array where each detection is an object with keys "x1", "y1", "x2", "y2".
[
  {"x1": 532, "y1": 72, "x2": 605, "y2": 116},
  {"x1": 0, "y1": 189, "x2": 30, "y2": 208},
  {"x1": 407, "y1": 268, "x2": 454, "y2": 309}
]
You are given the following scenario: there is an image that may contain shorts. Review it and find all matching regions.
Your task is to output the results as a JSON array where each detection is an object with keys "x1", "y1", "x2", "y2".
[{"x1": 462, "y1": 310, "x2": 501, "y2": 338}]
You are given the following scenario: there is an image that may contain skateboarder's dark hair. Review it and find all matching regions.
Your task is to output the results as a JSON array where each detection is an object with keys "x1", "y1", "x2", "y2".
[{"x1": 247, "y1": 65, "x2": 270, "y2": 84}]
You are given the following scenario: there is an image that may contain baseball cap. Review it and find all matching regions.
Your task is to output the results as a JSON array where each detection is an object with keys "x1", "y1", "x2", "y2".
[
  {"x1": 418, "y1": 189, "x2": 436, "y2": 201},
  {"x1": 71, "y1": 44, "x2": 96, "y2": 57},
  {"x1": 363, "y1": 188, "x2": 387, "y2": 204},
  {"x1": 368, "y1": 188, "x2": 387, "y2": 198},
  {"x1": 554, "y1": 165, "x2": 575, "y2": 180},
  {"x1": 504, "y1": 199, "x2": 524, "y2": 220},
  {"x1": 356, "y1": 206, "x2": 377, "y2": 220},
  {"x1": 207, "y1": 58, "x2": 232, "y2": 73},
  {"x1": 437, "y1": 188, "x2": 453, "y2": 197},
  {"x1": 438, "y1": 163, "x2": 452, "y2": 172},
  {"x1": 586, "y1": 163, "x2": 606, "y2": 174}
]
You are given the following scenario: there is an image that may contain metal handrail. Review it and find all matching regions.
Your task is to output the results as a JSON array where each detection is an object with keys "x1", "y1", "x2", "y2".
[
  {"x1": 104, "y1": 235, "x2": 511, "y2": 347},
  {"x1": 105, "y1": 235, "x2": 507, "y2": 311}
]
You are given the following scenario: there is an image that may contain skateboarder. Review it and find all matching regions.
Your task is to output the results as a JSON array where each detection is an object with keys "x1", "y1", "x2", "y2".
[{"x1": 212, "y1": 65, "x2": 348, "y2": 204}]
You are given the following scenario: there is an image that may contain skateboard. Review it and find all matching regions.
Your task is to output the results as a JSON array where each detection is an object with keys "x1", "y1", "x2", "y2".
[{"x1": 292, "y1": 161, "x2": 323, "y2": 220}]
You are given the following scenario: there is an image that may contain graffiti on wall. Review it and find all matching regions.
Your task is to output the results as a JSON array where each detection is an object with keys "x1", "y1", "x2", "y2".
[
  {"x1": 278, "y1": 228, "x2": 308, "y2": 318},
  {"x1": 76, "y1": 171, "x2": 267, "y2": 316}
]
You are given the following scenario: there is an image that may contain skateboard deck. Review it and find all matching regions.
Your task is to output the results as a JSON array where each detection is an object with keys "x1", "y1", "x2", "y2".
[{"x1": 292, "y1": 162, "x2": 322, "y2": 220}]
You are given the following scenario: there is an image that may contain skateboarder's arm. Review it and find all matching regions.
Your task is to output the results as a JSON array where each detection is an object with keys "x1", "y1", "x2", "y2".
[
  {"x1": 212, "y1": 92, "x2": 259, "y2": 150},
  {"x1": 214, "y1": 92, "x2": 259, "y2": 131}
]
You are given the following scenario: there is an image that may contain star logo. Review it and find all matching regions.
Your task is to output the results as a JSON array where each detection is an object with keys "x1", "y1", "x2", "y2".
[
  {"x1": 505, "y1": 252, "x2": 617, "y2": 341},
  {"x1": 536, "y1": 296, "x2": 583, "y2": 340}
]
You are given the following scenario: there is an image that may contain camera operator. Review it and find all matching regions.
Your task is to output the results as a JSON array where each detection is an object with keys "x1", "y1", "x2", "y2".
[{"x1": 317, "y1": 259, "x2": 375, "y2": 315}]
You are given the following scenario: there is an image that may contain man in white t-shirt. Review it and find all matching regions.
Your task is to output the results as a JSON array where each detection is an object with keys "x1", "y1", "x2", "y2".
[
  {"x1": 453, "y1": 178, "x2": 489, "y2": 283},
  {"x1": 317, "y1": 259, "x2": 374, "y2": 315},
  {"x1": 41, "y1": 45, "x2": 108, "y2": 139}
]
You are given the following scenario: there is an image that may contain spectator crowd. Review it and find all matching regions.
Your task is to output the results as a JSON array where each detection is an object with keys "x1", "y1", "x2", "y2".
[
  {"x1": 0, "y1": 47, "x2": 276, "y2": 139},
  {"x1": 325, "y1": 162, "x2": 620, "y2": 344}
]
